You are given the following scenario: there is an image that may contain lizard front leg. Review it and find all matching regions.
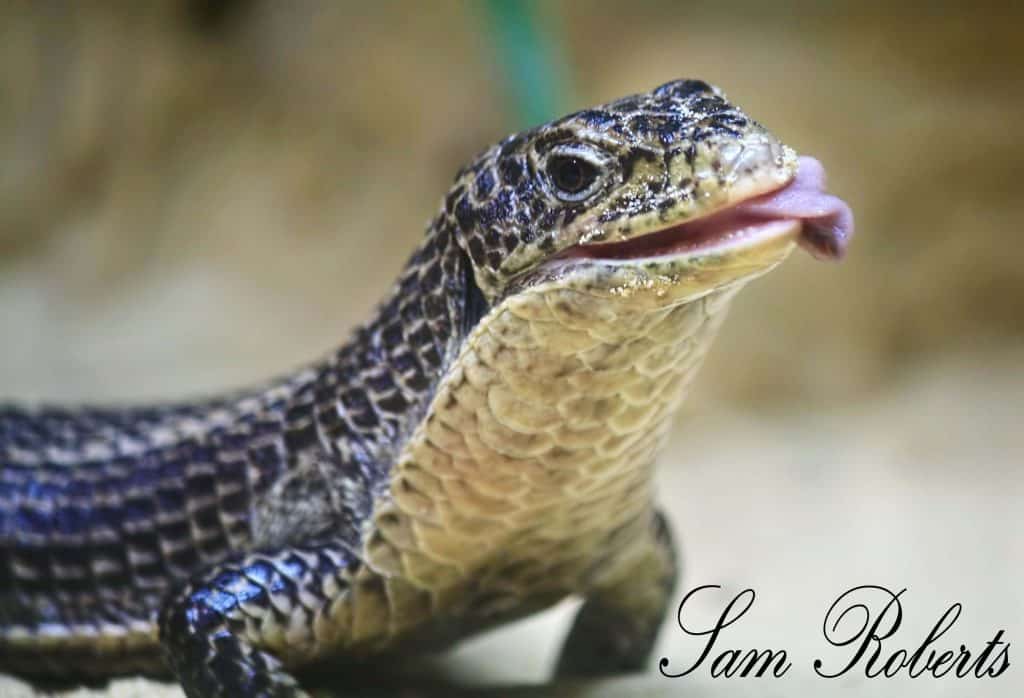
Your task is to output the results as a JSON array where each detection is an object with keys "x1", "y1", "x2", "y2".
[
  {"x1": 555, "y1": 510, "x2": 678, "y2": 677},
  {"x1": 159, "y1": 542, "x2": 358, "y2": 698}
]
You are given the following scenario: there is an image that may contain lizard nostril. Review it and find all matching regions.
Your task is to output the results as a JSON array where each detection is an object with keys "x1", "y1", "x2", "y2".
[{"x1": 725, "y1": 142, "x2": 775, "y2": 181}]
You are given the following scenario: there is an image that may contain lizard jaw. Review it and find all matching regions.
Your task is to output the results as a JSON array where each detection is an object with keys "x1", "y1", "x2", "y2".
[{"x1": 560, "y1": 156, "x2": 854, "y2": 264}]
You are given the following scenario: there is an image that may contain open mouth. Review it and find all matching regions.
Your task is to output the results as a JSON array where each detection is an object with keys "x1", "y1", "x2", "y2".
[{"x1": 561, "y1": 156, "x2": 854, "y2": 263}]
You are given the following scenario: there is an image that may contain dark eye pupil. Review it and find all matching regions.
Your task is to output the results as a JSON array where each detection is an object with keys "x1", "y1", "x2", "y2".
[{"x1": 549, "y1": 156, "x2": 598, "y2": 195}]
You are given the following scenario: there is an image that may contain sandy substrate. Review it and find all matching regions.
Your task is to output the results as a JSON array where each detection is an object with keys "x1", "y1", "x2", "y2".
[{"x1": 3, "y1": 350, "x2": 1019, "y2": 697}]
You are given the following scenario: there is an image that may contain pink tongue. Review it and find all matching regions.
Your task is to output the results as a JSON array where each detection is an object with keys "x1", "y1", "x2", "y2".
[{"x1": 734, "y1": 156, "x2": 854, "y2": 260}]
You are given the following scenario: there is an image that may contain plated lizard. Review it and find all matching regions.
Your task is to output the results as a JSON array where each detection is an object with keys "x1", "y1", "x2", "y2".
[{"x1": 0, "y1": 79, "x2": 853, "y2": 697}]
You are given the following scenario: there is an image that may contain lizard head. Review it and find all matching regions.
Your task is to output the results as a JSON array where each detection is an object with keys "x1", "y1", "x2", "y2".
[{"x1": 446, "y1": 79, "x2": 853, "y2": 309}]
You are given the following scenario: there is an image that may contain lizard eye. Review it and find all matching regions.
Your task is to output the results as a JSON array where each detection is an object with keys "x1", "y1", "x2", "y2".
[{"x1": 544, "y1": 145, "x2": 607, "y2": 202}]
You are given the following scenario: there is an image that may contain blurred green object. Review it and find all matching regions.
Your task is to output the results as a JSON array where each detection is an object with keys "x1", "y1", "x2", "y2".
[{"x1": 480, "y1": 0, "x2": 573, "y2": 127}]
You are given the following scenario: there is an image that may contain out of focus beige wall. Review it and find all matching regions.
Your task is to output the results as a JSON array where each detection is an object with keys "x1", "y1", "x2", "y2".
[{"x1": 1, "y1": 1, "x2": 1021, "y2": 410}]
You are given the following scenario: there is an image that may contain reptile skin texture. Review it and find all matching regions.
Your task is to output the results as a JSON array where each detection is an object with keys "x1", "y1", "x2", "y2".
[{"x1": 1, "y1": 80, "x2": 820, "y2": 696}]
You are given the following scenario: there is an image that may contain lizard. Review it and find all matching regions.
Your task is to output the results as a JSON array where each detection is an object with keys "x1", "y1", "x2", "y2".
[{"x1": 0, "y1": 79, "x2": 853, "y2": 697}]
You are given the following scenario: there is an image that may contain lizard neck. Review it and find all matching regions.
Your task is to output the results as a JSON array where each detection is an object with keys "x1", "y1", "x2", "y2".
[
  {"x1": 312, "y1": 216, "x2": 479, "y2": 479},
  {"x1": 246, "y1": 215, "x2": 485, "y2": 548},
  {"x1": 363, "y1": 279, "x2": 743, "y2": 598}
]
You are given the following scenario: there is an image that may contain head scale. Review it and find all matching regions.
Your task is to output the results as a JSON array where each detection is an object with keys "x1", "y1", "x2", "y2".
[{"x1": 443, "y1": 79, "x2": 797, "y2": 302}]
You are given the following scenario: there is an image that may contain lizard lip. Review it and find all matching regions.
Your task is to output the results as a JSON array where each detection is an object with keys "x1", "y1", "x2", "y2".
[{"x1": 562, "y1": 156, "x2": 854, "y2": 262}]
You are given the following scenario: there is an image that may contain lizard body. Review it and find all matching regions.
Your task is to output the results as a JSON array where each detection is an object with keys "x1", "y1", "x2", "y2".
[{"x1": 0, "y1": 80, "x2": 853, "y2": 696}]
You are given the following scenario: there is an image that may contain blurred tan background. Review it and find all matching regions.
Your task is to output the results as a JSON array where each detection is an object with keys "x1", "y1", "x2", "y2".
[{"x1": 1, "y1": 1, "x2": 1021, "y2": 696}]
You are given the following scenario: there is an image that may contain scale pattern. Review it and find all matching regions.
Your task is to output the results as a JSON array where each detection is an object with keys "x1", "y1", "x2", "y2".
[{"x1": 1, "y1": 79, "x2": 805, "y2": 696}]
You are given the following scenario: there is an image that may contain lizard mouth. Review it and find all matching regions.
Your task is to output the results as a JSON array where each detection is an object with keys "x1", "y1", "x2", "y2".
[{"x1": 562, "y1": 156, "x2": 854, "y2": 263}]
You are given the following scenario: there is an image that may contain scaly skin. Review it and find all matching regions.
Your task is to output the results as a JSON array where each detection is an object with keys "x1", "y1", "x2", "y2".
[{"x1": 0, "y1": 80, "x2": 847, "y2": 696}]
